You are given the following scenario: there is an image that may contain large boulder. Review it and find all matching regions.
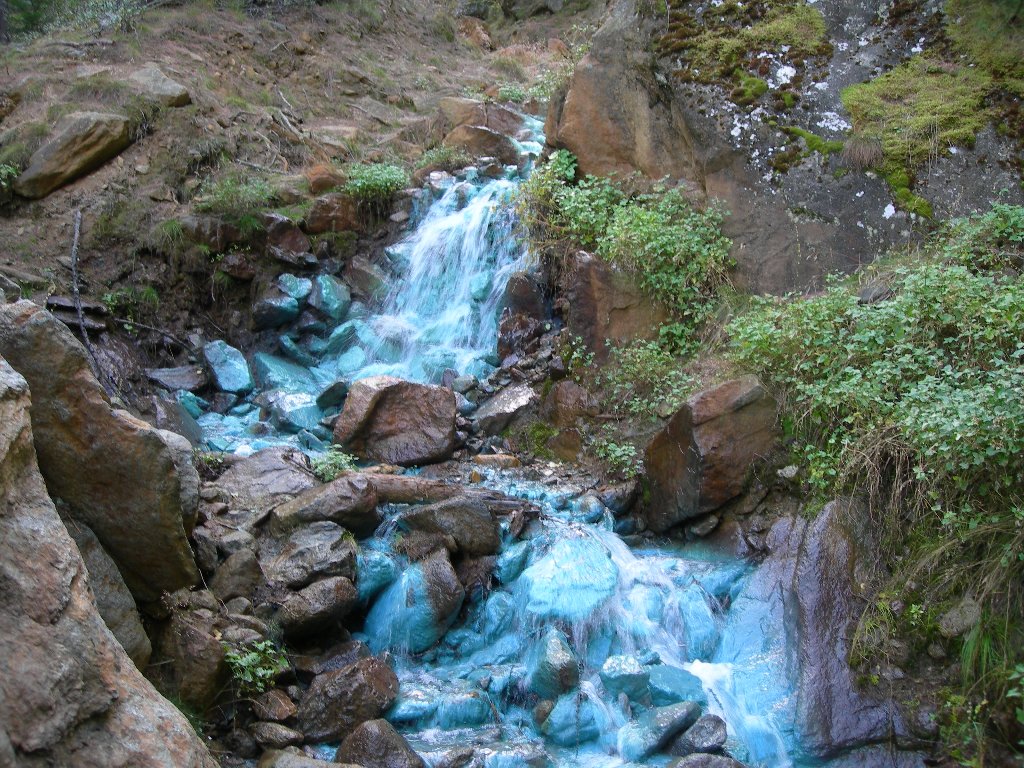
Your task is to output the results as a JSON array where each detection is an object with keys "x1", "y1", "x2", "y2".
[
  {"x1": 297, "y1": 656, "x2": 399, "y2": 743},
  {"x1": 66, "y1": 521, "x2": 152, "y2": 668},
  {"x1": 645, "y1": 376, "x2": 778, "y2": 533},
  {"x1": 335, "y1": 719, "x2": 426, "y2": 768},
  {"x1": 333, "y1": 376, "x2": 457, "y2": 466},
  {"x1": 13, "y1": 112, "x2": 131, "y2": 198},
  {"x1": 0, "y1": 357, "x2": 216, "y2": 767},
  {"x1": 443, "y1": 124, "x2": 519, "y2": 165},
  {"x1": 398, "y1": 496, "x2": 501, "y2": 557},
  {"x1": 363, "y1": 550, "x2": 465, "y2": 654},
  {"x1": 438, "y1": 97, "x2": 524, "y2": 136},
  {"x1": 617, "y1": 702, "x2": 702, "y2": 761},
  {"x1": 474, "y1": 383, "x2": 537, "y2": 435},
  {"x1": 526, "y1": 628, "x2": 580, "y2": 699},
  {"x1": 260, "y1": 521, "x2": 357, "y2": 589},
  {"x1": 276, "y1": 576, "x2": 359, "y2": 638},
  {"x1": 562, "y1": 252, "x2": 671, "y2": 362},
  {"x1": 153, "y1": 606, "x2": 228, "y2": 712},
  {"x1": 127, "y1": 65, "x2": 191, "y2": 106},
  {"x1": 270, "y1": 474, "x2": 380, "y2": 538},
  {"x1": 0, "y1": 301, "x2": 200, "y2": 607},
  {"x1": 213, "y1": 446, "x2": 318, "y2": 516}
]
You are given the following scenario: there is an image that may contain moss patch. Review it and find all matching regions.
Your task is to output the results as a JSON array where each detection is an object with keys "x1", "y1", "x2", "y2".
[
  {"x1": 945, "y1": 0, "x2": 1024, "y2": 95},
  {"x1": 783, "y1": 126, "x2": 844, "y2": 156}
]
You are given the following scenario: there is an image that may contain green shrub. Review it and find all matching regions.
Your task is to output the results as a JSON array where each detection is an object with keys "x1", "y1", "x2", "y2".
[
  {"x1": 596, "y1": 340, "x2": 695, "y2": 419},
  {"x1": 223, "y1": 640, "x2": 288, "y2": 696},
  {"x1": 343, "y1": 162, "x2": 409, "y2": 210},
  {"x1": 591, "y1": 435, "x2": 641, "y2": 479},
  {"x1": 195, "y1": 173, "x2": 275, "y2": 217},
  {"x1": 497, "y1": 83, "x2": 527, "y2": 103},
  {"x1": 416, "y1": 146, "x2": 473, "y2": 172},
  {"x1": 310, "y1": 446, "x2": 359, "y2": 482}
]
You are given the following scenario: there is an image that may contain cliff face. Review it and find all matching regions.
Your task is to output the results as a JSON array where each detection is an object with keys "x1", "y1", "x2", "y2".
[
  {"x1": 546, "y1": 0, "x2": 1024, "y2": 294},
  {"x1": 0, "y1": 355, "x2": 216, "y2": 768}
]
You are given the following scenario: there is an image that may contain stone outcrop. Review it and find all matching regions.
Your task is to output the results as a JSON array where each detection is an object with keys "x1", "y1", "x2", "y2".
[
  {"x1": 13, "y1": 112, "x2": 132, "y2": 199},
  {"x1": 0, "y1": 301, "x2": 200, "y2": 607},
  {"x1": 645, "y1": 376, "x2": 778, "y2": 533},
  {"x1": 127, "y1": 64, "x2": 191, "y2": 106},
  {"x1": 334, "y1": 376, "x2": 458, "y2": 466},
  {"x1": 334, "y1": 719, "x2": 426, "y2": 768},
  {"x1": 0, "y1": 356, "x2": 216, "y2": 767},
  {"x1": 562, "y1": 252, "x2": 671, "y2": 361},
  {"x1": 297, "y1": 656, "x2": 399, "y2": 742},
  {"x1": 443, "y1": 124, "x2": 519, "y2": 165}
]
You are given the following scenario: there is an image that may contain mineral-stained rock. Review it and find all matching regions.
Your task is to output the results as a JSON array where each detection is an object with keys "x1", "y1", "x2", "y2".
[
  {"x1": 0, "y1": 356, "x2": 216, "y2": 767},
  {"x1": 474, "y1": 383, "x2": 537, "y2": 435},
  {"x1": 297, "y1": 656, "x2": 400, "y2": 742},
  {"x1": 270, "y1": 474, "x2": 380, "y2": 538},
  {"x1": 443, "y1": 124, "x2": 519, "y2": 165},
  {"x1": 0, "y1": 301, "x2": 201, "y2": 607},
  {"x1": 260, "y1": 521, "x2": 357, "y2": 589},
  {"x1": 645, "y1": 376, "x2": 778, "y2": 533},
  {"x1": 13, "y1": 112, "x2": 131, "y2": 198},
  {"x1": 334, "y1": 376, "x2": 457, "y2": 466},
  {"x1": 203, "y1": 339, "x2": 254, "y2": 394},
  {"x1": 335, "y1": 719, "x2": 426, "y2": 768}
]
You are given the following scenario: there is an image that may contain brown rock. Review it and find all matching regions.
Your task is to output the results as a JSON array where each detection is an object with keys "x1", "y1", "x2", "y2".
[
  {"x1": 180, "y1": 214, "x2": 244, "y2": 254},
  {"x1": 562, "y1": 252, "x2": 671, "y2": 362},
  {"x1": 0, "y1": 357, "x2": 216, "y2": 767},
  {"x1": 210, "y1": 549, "x2": 263, "y2": 602},
  {"x1": 264, "y1": 212, "x2": 313, "y2": 257},
  {"x1": 13, "y1": 112, "x2": 131, "y2": 198},
  {"x1": 399, "y1": 497, "x2": 501, "y2": 556},
  {"x1": 0, "y1": 301, "x2": 200, "y2": 608},
  {"x1": 252, "y1": 689, "x2": 298, "y2": 722},
  {"x1": 127, "y1": 65, "x2": 191, "y2": 107},
  {"x1": 250, "y1": 721, "x2": 303, "y2": 749},
  {"x1": 343, "y1": 255, "x2": 389, "y2": 300},
  {"x1": 541, "y1": 379, "x2": 599, "y2": 428},
  {"x1": 457, "y1": 17, "x2": 493, "y2": 49},
  {"x1": 305, "y1": 164, "x2": 344, "y2": 194},
  {"x1": 644, "y1": 376, "x2": 778, "y2": 533},
  {"x1": 153, "y1": 607, "x2": 228, "y2": 712},
  {"x1": 306, "y1": 192, "x2": 363, "y2": 234},
  {"x1": 334, "y1": 376, "x2": 457, "y2": 467},
  {"x1": 213, "y1": 446, "x2": 318, "y2": 517},
  {"x1": 335, "y1": 719, "x2": 426, "y2": 768},
  {"x1": 275, "y1": 576, "x2": 359, "y2": 638},
  {"x1": 260, "y1": 521, "x2": 357, "y2": 589},
  {"x1": 297, "y1": 656, "x2": 399, "y2": 742},
  {"x1": 259, "y1": 749, "x2": 360, "y2": 768},
  {"x1": 270, "y1": 474, "x2": 380, "y2": 538},
  {"x1": 443, "y1": 124, "x2": 519, "y2": 165}
]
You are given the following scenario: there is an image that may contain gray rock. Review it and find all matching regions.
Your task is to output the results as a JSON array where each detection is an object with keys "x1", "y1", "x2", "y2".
[
  {"x1": 250, "y1": 721, "x2": 303, "y2": 749},
  {"x1": 668, "y1": 755, "x2": 746, "y2": 768},
  {"x1": 335, "y1": 719, "x2": 426, "y2": 768},
  {"x1": 127, "y1": 65, "x2": 191, "y2": 106},
  {"x1": 617, "y1": 702, "x2": 701, "y2": 761},
  {"x1": 261, "y1": 521, "x2": 357, "y2": 589},
  {"x1": 210, "y1": 549, "x2": 263, "y2": 601},
  {"x1": 213, "y1": 446, "x2": 317, "y2": 516},
  {"x1": 271, "y1": 474, "x2": 380, "y2": 538},
  {"x1": 600, "y1": 655, "x2": 649, "y2": 701},
  {"x1": 527, "y1": 628, "x2": 579, "y2": 699},
  {"x1": 399, "y1": 496, "x2": 500, "y2": 556},
  {"x1": 297, "y1": 656, "x2": 399, "y2": 742},
  {"x1": 669, "y1": 714, "x2": 727, "y2": 756},
  {"x1": 276, "y1": 576, "x2": 359, "y2": 638},
  {"x1": 938, "y1": 596, "x2": 981, "y2": 639},
  {"x1": 146, "y1": 365, "x2": 208, "y2": 392},
  {"x1": 474, "y1": 383, "x2": 537, "y2": 435}
]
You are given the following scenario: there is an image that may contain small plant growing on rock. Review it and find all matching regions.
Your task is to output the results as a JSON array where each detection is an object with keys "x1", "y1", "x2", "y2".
[
  {"x1": 416, "y1": 146, "x2": 472, "y2": 173},
  {"x1": 310, "y1": 446, "x2": 359, "y2": 482},
  {"x1": 343, "y1": 162, "x2": 409, "y2": 215},
  {"x1": 223, "y1": 640, "x2": 288, "y2": 697}
]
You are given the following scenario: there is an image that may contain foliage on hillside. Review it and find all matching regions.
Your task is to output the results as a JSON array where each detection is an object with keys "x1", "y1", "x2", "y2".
[{"x1": 729, "y1": 202, "x2": 1024, "y2": 761}]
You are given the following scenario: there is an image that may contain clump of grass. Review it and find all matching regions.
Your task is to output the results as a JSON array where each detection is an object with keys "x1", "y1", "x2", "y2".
[
  {"x1": 343, "y1": 162, "x2": 409, "y2": 215},
  {"x1": 783, "y1": 126, "x2": 844, "y2": 157},
  {"x1": 945, "y1": 0, "x2": 1024, "y2": 94},
  {"x1": 194, "y1": 172, "x2": 276, "y2": 217},
  {"x1": 310, "y1": 446, "x2": 359, "y2": 482},
  {"x1": 841, "y1": 132, "x2": 884, "y2": 170},
  {"x1": 0, "y1": 121, "x2": 49, "y2": 170},
  {"x1": 416, "y1": 145, "x2": 473, "y2": 172}
]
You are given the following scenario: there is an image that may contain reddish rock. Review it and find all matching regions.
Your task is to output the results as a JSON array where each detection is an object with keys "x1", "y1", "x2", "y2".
[
  {"x1": 498, "y1": 309, "x2": 544, "y2": 360},
  {"x1": 297, "y1": 656, "x2": 399, "y2": 742},
  {"x1": 154, "y1": 607, "x2": 229, "y2": 712},
  {"x1": 562, "y1": 252, "x2": 671, "y2": 362},
  {"x1": 400, "y1": 497, "x2": 501, "y2": 557},
  {"x1": 264, "y1": 212, "x2": 312, "y2": 258},
  {"x1": 335, "y1": 719, "x2": 426, "y2": 768},
  {"x1": 334, "y1": 376, "x2": 457, "y2": 467},
  {"x1": 305, "y1": 192, "x2": 363, "y2": 234},
  {"x1": 443, "y1": 124, "x2": 519, "y2": 165},
  {"x1": 541, "y1": 379, "x2": 599, "y2": 428},
  {"x1": 644, "y1": 376, "x2": 778, "y2": 533},
  {"x1": 270, "y1": 473, "x2": 380, "y2": 538},
  {"x1": 181, "y1": 214, "x2": 244, "y2": 253},
  {"x1": 304, "y1": 164, "x2": 344, "y2": 195},
  {"x1": 252, "y1": 689, "x2": 298, "y2": 722}
]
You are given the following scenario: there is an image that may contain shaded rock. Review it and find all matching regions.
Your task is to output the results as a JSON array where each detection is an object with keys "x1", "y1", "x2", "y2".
[
  {"x1": 153, "y1": 602, "x2": 229, "y2": 711},
  {"x1": 497, "y1": 310, "x2": 544, "y2": 360},
  {"x1": 316, "y1": 379, "x2": 350, "y2": 409},
  {"x1": 669, "y1": 714, "x2": 727, "y2": 756},
  {"x1": 0, "y1": 357, "x2": 216, "y2": 768},
  {"x1": 645, "y1": 376, "x2": 778, "y2": 533},
  {"x1": 276, "y1": 576, "x2": 359, "y2": 638},
  {"x1": 335, "y1": 719, "x2": 426, "y2": 768},
  {"x1": 271, "y1": 474, "x2": 380, "y2": 538},
  {"x1": 500, "y1": 271, "x2": 545, "y2": 319},
  {"x1": 66, "y1": 520, "x2": 152, "y2": 668},
  {"x1": 474, "y1": 383, "x2": 537, "y2": 435},
  {"x1": 254, "y1": 293, "x2": 301, "y2": 330},
  {"x1": 259, "y1": 748, "x2": 359, "y2": 768},
  {"x1": 147, "y1": 365, "x2": 208, "y2": 392},
  {"x1": 252, "y1": 352, "x2": 317, "y2": 392},
  {"x1": 334, "y1": 376, "x2": 457, "y2": 466},
  {"x1": 617, "y1": 702, "x2": 701, "y2": 761},
  {"x1": 265, "y1": 212, "x2": 313, "y2": 259},
  {"x1": 0, "y1": 301, "x2": 200, "y2": 607},
  {"x1": 399, "y1": 496, "x2": 500, "y2": 556},
  {"x1": 527, "y1": 628, "x2": 579, "y2": 699},
  {"x1": 938, "y1": 596, "x2": 981, "y2": 639},
  {"x1": 213, "y1": 446, "x2": 317, "y2": 516},
  {"x1": 252, "y1": 689, "x2": 297, "y2": 722},
  {"x1": 541, "y1": 379, "x2": 598, "y2": 428},
  {"x1": 306, "y1": 192, "x2": 363, "y2": 234},
  {"x1": 562, "y1": 252, "x2": 671, "y2": 361},
  {"x1": 344, "y1": 255, "x2": 389, "y2": 300},
  {"x1": 541, "y1": 692, "x2": 600, "y2": 746},
  {"x1": 250, "y1": 722, "x2": 303, "y2": 749},
  {"x1": 127, "y1": 65, "x2": 191, "y2": 106},
  {"x1": 203, "y1": 340, "x2": 253, "y2": 394},
  {"x1": 443, "y1": 124, "x2": 519, "y2": 165},
  {"x1": 364, "y1": 550, "x2": 465, "y2": 653},
  {"x1": 260, "y1": 521, "x2": 356, "y2": 589},
  {"x1": 210, "y1": 549, "x2": 263, "y2": 601},
  {"x1": 668, "y1": 756, "x2": 746, "y2": 768},
  {"x1": 152, "y1": 394, "x2": 204, "y2": 445},
  {"x1": 297, "y1": 656, "x2": 399, "y2": 742},
  {"x1": 181, "y1": 215, "x2": 243, "y2": 254},
  {"x1": 13, "y1": 111, "x2": 131, "y2": 199}
]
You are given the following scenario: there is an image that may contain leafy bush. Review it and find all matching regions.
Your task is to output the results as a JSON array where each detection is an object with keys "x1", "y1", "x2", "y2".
[
  {"x1": 416, "y1": 146, "x2": 472, "y2": 172},
  {"x1": 595, "y1": 340, "x2": 695, "y2": 419},
  {"x1": 195, "y1": 173, "x2": 275, "y2": 217},
  {"x1": 591, "y1": 435, "x2": 641, "y2": 479},
  {"x1": 343, "y1": 162, "x2": 409, "y2": 212},
  {"x1": 223, "y1": 640, "x2": 288, "y2": 696},
  {"x1": 496, "y1": 83, "x2": 527, "y2": 103},
  {"x1": 310, "y1": 446, "x2": 358, "y2": 482}
]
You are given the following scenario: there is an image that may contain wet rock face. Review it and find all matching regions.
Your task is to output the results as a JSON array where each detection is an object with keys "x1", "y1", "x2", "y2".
[
  {"x1": 527, "y1": 628, "x2": 580, "y2": 699},
  {"x1": 645, "y1": 376, "x2": 778, "y2": 533},
  {"x1": 13, "y1": 111, "x2": 132, "y2": 198},
  {"x1": 334, "y1": 376, "x2": 458, "y2": 466},
  {"x1": 213, "y1": 446, "x2": 318, "y2": 515},
  {"x1": 270, "y1": 474, "x2": 380, "y2": 538},
  {"x1": 0, "y1": 301, "x2": 201, "y2": 608},
  {"x1": 297, "y1": 656, "x2": 400, "y2": 742},
  {"x1": 0, "y1": 357, "x2": 216, "y2": 767},
  {"x1": 443, "y1": 124, "x2": 520, "y2": 165},
  {"x1": 335, "y1": 719, "x2": 426, "y2": 768},
  {"x1": 400, "y1": 496, "x2": 501, "y2": 557}
]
